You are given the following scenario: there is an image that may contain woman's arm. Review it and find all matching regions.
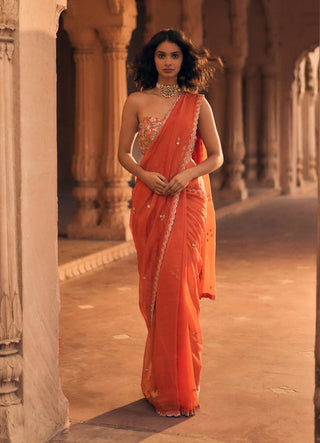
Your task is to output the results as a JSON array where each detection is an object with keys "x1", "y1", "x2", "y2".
[
  {"x1": 163, "y1": 97, "x2": 223, "y2": 194},
  {"x1": 118, "y1": 93, "x2": 169, "y2": 195}
]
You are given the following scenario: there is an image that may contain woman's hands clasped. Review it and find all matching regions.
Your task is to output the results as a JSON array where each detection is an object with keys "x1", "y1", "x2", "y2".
[
  {"x1": 141, "y1": 169, "x2": 194, "y2": 195},
  {"x1": 141, "y1": 171, "x2": 169, "y2": 195}
]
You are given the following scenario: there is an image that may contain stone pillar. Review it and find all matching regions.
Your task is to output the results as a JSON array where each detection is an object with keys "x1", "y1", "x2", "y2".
[
  {"x1": 295, "y1": 66, "x2": 304, "y2": 187},
  {"x1": 316, "y1": 62, "x2": 320, "y2": 170},
  {"x1": 0, "y1": 1, "x2": 69, "y2": 441},
  {"x1": 0, "y1": 2, "x2": 23, "y2": 440},
  {"x1": 302, "y1": 56, "x2": 317, "y2": 182},
  {"x1": 282, "y1": 90, "x2": 295, "y2": 195},
  {"x1": 316, "y1": 176, "x2": 320, "y2": 440},
  {"x1": 66, "y1": 28, "x2": 100, "y2": 238},
  {"x1": 244, "y1": 65, "x2": 259, "y2": 186},
  {"x1": 315, "y1": 56, "x2": 320, "y2": 439},
  {"x1": 98, "y1": 26, "x2": 135, "y2": 240},
  {"x1": 221, "y1": 57, "x2": 248, "y2": 200},
  {"x1": 260, "y1": 64, "x2": 279, "y2": 188},
  {"x1": 181, "y1": 0, "x2": 203, "y2": 46}
]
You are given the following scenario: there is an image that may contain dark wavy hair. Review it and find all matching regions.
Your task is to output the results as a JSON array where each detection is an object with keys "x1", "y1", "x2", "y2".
[{"x1": 131, "y1": 29, "x2": 223, "y2": 92}]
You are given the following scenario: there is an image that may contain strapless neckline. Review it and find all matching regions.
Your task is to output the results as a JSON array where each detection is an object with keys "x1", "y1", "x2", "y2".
[
  {"x1": 138, "y1": 93, "x2": 183, "y2": 155},
  {"x1": 139, "y1": 115, "x2": 164, "y2": 124}
]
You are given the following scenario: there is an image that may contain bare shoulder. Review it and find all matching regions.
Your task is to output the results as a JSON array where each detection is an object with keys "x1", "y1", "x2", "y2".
[
  {"x1": 199, "y1": 96, "x2": 213, "y2": 114},
  {"x1": 124, "y1": 91, "x2": 151, "y2": 112},
  {"x1": 125, "y1": 91, "x2": 144, "y2": 106},
  {"x1": 198, "y1": 97, "x2": 214, "y2": 125}
]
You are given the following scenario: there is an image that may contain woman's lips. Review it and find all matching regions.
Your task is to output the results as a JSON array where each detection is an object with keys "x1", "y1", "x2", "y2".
[{"x1": 163, "y1": 69, "x2": 174, "y2": 72}]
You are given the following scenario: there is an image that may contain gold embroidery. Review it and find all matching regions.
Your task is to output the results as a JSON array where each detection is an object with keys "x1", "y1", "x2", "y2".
[{"x1": 138, "y1": 117, "x2": 163, "y2": 155}]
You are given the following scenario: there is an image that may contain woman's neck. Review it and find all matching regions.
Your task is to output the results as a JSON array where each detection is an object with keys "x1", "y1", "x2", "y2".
[{"x1": 157, "y1": 76, "x2": 178, "y2": 85}]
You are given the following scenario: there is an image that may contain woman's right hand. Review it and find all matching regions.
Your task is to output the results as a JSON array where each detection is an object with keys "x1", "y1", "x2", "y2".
[{"x1": 141, "y1": 171, "x2": 168, "y2": 195}]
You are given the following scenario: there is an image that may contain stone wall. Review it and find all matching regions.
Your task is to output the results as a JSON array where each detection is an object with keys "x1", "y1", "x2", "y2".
[{"x1": 0, "y1": 1, "x2": 68, "y2": 441}]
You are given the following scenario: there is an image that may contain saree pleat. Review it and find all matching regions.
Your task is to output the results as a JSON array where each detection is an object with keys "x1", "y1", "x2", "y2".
[{"x1": 130, "y1": 92, "x2": 216, "y2": 416}]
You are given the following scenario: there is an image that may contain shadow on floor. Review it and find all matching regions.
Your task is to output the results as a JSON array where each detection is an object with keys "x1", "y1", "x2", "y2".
[
  {"x1": 87, "y1": 398, "x2": 191, "y2": 432},
  {"x1": 51, "y1": 399, "x2": 192, "y2": 442}
]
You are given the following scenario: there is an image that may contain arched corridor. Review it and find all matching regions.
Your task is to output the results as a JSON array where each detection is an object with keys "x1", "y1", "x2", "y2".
[
  {"x1": 0, "y1": 0, "x2": 318, "y2": 441},
  {"x1": 292, "y1": 47, "x2": 320, "y2": 189},
  {"x1": 53, "y1": 191, "x2": 316, "y2": 442}
]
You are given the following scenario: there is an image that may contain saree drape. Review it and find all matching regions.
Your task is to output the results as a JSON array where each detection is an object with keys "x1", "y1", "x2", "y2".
[{"x1": 130, "y1": 92, "x2": 216, "y2": 416}]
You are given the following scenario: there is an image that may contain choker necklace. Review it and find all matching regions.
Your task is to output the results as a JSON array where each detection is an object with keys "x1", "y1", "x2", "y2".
[{"x1": 156, "y1": 82, "x2": 180, "y2": 98}]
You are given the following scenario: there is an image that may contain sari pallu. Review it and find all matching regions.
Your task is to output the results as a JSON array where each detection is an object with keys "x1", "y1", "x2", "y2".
[{"x1": 130, "y1": 92, "x2": 216, "y2": 416}]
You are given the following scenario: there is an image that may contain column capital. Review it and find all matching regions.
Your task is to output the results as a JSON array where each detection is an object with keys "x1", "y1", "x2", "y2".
[
  {"x1": 262, "y1": 63, "x2": 277, "y2": 78},
  {"x1": 305, "y1": 55, "x2": 315, "y2": 94},
  {"x1": 65, "y1": 26, "x2": 97, "y2": 51},
  {"x1": 98, "y1": 25, "x2": 133, "y2": 51},
  {"x1": 225, "y1": 55, "x2": 246, "y2": 72},
  {"x1": 98, "y1": 0, "x2": 137, "y2": 50},
  {"x1": 245, "y1": 63, "x2": 258, "y2": 77},
  {"x1": 0, "y1": 0, "x2": 17, "y2": 38},
  {"x1": 0, "y1": 0, "x2": 17, "y2": 62}
]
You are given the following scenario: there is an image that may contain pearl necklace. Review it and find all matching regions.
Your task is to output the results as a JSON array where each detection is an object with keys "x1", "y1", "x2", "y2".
[{"x1": 156, "y1": 82, "x2": 180, "y2": 98}]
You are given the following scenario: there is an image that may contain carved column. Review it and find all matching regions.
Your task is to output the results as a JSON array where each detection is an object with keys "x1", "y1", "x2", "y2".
[
  {"x1": 260, "y1": 64, "x2": 279, "y2": 188},
  {"x1": 66, "y1": 28, "x2": 101, "y2": 237},
  {"x1": 295, "y1": 66, "x2": 304, "y2": 187},
  {"x1": 302, "y1": 56, "x2": 317, "y2": 182},
  {"x1": 244, "y1": 65, "x2": 259, "y2": 186},
  {"x1": 315, "y1": 75, "x2": 320, "y2": 439},
  {"x1": 282, "y1": 90, "x2": 295, "y2": 194},
  {"x1": 0, "y1": 1, "x2": 23, "y2": 439},
  {"x1": 98, "y1": 26, "x2": 134, "y2": 240},
  {"x1": 181, "y1": 0, "x2": 203, "y2": 46},
  {"x1": 221, "y1": 57, "x2": 248, "y2": 199},
  {"x1": 316, "y1": 62, "x2": 320, "y2": 171}
]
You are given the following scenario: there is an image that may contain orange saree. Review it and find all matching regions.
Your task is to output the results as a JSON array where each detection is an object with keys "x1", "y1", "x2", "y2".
[{"x1": 130, "y1": 92, "x2": 216, "y2": 416}]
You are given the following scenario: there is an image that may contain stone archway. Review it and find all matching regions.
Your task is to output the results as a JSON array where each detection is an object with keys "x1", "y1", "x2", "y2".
[
  {"x1": 292, "y1": 47, "x2": 319, "y2": 190},
  {"x1": 287, "y1": 43, "x2": 320, "y2": 442},
  {"x1": 58, "y1": 0, "x2": 137, "y2": 242},
  {"x1": 244, "y1": 0, "x2": 279, "y2": 189}
]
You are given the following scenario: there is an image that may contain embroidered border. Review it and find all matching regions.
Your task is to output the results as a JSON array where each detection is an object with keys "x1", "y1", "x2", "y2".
[
  {"x1": 150, "y1": 193, "x2": 179, "y2": 323},
  {"x1": 180, "y1": 94, "x2": 203, "y2": 172},
  {"x1": 150, "y1": 94, "x2": 204, "y2": 324},
  {"x1": 139, "y1": 93, "x2": 183, "y2": 157},
  {"x1": 186, "y1": 188, "x2": 205, "y2": 195}
]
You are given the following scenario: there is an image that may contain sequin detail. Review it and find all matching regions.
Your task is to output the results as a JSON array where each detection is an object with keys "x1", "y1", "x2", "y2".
[
  {"x1": 150, "y1": 94, "x2": 204, "y2": 324},
  {"x1": 138, "y1": 94, "x2": 182, "y2": 156},
  {"x1": 186, "y1": 188, "x2": 206, "y2": 195},
  {"x1": 138, "y1": 117, "x2": 164, "y2": 155}
]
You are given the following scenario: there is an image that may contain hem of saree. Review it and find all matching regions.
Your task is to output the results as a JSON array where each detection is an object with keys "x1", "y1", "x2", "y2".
[
  {"x1": 144, "y1": 396, "x2": 200, "y2": 417},
  {"x1": 143, "y1": 386, "x2": 201, "y2": 418},
  {"x1": 200, "y1": 292, "x2": 215, "y2": 300},
  {"x1": 156, "y1": 406, "x2": 199, "y2": 417}
]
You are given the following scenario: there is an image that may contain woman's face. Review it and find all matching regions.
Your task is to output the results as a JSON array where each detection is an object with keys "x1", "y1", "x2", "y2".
[{"x1": 154, "y1": 41, "x2": 183, "y2": 83}]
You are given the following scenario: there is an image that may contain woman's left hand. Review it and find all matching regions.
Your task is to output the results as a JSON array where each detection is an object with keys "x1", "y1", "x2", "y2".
[{"x1": 163, "y1": 169, "x2": 194, "y2": 195}]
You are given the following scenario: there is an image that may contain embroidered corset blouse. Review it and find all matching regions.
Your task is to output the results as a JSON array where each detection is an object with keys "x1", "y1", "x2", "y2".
[{"x1": 138, "y1": 116, "x2": 164, "y2": 155}]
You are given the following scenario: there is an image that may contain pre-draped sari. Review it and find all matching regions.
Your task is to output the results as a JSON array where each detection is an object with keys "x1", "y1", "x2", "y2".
[{"x1": 130, "y1": 92, "x2": 216, "y2": 416}]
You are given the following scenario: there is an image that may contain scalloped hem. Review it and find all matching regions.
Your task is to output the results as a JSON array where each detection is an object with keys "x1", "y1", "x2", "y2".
[
  {"x1": 200, "y1": 292, "x2": 215, "y2": 300},
  {"x1": 156, "y1": 406, "x2": 199, "y2": 417}
]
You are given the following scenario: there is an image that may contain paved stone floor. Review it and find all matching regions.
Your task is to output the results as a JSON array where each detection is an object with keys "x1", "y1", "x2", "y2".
[{"x1": 51, "y1": 192, "x2": 317, "y2": 443}]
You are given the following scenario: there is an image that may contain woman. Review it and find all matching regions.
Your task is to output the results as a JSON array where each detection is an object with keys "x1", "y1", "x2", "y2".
[{"x1": 118, "y1": 29, "x2": 223, "y2": 417}]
